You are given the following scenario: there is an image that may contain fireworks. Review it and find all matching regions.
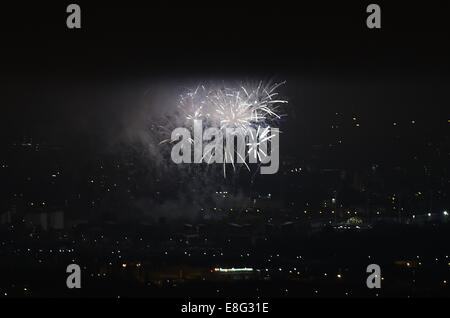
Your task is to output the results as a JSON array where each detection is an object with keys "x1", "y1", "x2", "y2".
[
  {"x1": 160, "y1": 81, "x2": 287, "y2": 177},
  {"x1": 178, "y1": 81, "x2": 287, "y2": 132}
]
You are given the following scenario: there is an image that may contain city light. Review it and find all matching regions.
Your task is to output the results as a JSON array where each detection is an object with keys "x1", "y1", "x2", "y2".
[{"x1": 213, "y1": 267, "x2": 254, "y2": 273}]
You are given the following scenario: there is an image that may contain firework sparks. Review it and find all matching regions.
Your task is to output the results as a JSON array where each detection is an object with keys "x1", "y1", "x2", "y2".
[
  {"x1": 160, "y1": 81, "x2": 287, "y2": 177},
  {"x1": 180, "y1": 81, "x2": 286, "y2": 131}
]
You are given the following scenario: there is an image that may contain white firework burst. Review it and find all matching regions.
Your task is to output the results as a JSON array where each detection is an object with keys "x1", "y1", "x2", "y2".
[
  {"x1": 180, "y1": 81, "x2": 287, "y2": 132},
  {"x1": 161, "y1": 80, "x2": 287, "y2": 177}
]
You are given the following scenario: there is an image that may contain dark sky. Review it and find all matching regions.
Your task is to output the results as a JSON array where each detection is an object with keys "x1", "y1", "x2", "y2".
[{"x1": 0, "y1": 2, "x2": 449, "y2": 153}]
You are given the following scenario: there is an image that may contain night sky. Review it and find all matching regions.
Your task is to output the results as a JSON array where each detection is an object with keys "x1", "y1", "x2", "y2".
[{"x1": 1, "y1": 2, "x2": 448, "y2": 152}]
